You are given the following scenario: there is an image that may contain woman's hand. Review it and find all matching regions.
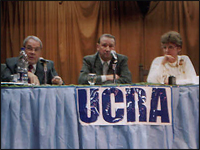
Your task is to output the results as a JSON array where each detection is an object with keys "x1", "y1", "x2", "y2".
[{"x1": 162, "y1": 55, "x2": 176, "y2": 65}]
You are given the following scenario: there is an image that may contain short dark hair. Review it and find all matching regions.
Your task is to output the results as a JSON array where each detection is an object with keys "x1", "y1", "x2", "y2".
[
  {"x1": 23, "y1": 35, "x2": 43, "y2": 48},
  {"x1": 97, "y1": 34, "x2": 116, "y2": 44},
  {"x1": 161, "y1": 31, "x2": 182, "y2": 47}
]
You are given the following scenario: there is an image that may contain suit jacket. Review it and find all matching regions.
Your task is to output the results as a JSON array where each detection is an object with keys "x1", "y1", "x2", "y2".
[
  {"x1": 78, "y1": 52, "x2": 132, "y2": 85},
  {"x1": 1, "y1": 57, "x2": 59, "y2": 85}
]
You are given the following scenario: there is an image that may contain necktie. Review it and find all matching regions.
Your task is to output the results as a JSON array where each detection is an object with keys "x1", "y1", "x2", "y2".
[
  {"x1": 103, "y1": 62, "x2": 109, "y2": 75},
  {"x1": 28, "y1": 65, "x2": 33, "y2": 72}
]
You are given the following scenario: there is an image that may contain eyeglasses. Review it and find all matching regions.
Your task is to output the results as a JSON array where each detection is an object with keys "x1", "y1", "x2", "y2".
[
  {"x1": 161, "y1": 45, "x2": 177, "y2": 51},
  {"x1": 25, "y1": 46, "x2": 41, "y2": 52},
  {"x1": 101, "y1": 43, "x2": 115, "y2": 48}
]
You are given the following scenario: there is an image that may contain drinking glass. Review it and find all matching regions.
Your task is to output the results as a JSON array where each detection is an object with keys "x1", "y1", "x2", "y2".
[
  {"x1": 87, "y1": 73, "x2": 97, "y2": 85},
  {"x1": 10, "y1": 74, "x2": 18, "y2": 82}
]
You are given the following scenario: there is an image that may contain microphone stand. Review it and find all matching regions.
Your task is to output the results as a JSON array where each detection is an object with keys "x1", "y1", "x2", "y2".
[
  {"x1": 44, "y1": 62, "x2": 47, "y2": 85},
  {"x1": 40, "y1": 57, "x2": 49, "y2": 85},
  {"x1": 112, "y1": 59, "x2": 117, "y2": 84}
]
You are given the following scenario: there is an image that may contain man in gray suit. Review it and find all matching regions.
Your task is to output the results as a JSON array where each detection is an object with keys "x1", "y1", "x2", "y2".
[
  {"x1": 1, "y1": 35, "x2": 63, "y2": 85},
  {"x1": 78, "y1": 33, "x2": 132, "y2": 85}
]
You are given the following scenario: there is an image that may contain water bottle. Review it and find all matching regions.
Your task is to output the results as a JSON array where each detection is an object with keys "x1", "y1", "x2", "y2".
[{"x1": 17, "y1": 47, "x2": 28, "y2": 83}]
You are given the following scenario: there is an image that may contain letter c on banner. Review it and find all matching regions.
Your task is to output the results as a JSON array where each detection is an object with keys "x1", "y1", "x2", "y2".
[{"x1": 102, "y1": 87, "x2": 124, "y2": 123}]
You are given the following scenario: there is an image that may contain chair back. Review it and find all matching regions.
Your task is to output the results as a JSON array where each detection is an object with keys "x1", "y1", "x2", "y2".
[
  {"x1": 1, "y1": 63, "x2": 7, "y2": 74},
  {"x1": 139, "y1": 64, "x2": 149, "y2": 82}
]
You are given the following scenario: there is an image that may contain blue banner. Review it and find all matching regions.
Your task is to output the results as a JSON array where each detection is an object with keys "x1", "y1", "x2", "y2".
[{"x1": 76, "y1": 86, "x2": 172, "y2": 125}]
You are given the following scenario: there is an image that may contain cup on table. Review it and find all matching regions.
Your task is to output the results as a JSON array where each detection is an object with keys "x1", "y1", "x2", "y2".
[
  {"x1": 10, "y1": 74, "x2": 18, "y2": 82},
  {"x1": 168, "y1": 76, "x2": 176, "y2": 85},
  {"x1": 87, "y1": 73, "x2": 97, "y2": 85}
]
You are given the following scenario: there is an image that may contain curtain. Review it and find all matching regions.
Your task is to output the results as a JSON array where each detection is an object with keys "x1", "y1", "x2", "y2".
[{"x1": 1, "y1": 1, "x2": 199, "y2": 84}]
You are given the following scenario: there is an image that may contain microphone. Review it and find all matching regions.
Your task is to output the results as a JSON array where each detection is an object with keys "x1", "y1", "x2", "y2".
[
  {"x1": 111, "y1": 50, "x2": 117, "y2": 60},
  {"x1": 39, "y1": 57, "x2": 49, "y2": 63}
]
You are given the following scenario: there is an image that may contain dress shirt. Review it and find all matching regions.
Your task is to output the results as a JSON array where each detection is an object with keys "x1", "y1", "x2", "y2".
[{"x1": 99, "y1": 56, "x2": 111, "y2": 82}]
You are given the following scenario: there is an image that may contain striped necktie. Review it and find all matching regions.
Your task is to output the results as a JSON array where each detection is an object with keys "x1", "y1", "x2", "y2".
[
  {"x1": 103, "y1": 62, "x2": 109, "y2": 75},
  {"x1": 28, "y1": 65, "x2": 33, "y2": 72}
]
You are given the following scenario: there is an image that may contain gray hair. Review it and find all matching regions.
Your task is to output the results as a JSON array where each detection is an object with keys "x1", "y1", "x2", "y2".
[
  {"x1": 161, "y1": 31, "x2": 182, "y2": 47},
  {"x1": 97, "y1": 34, "x2": 116, "y2": 45},
  {"x1": 23, "y1": 35, "x2": 43, "y2": 48}
]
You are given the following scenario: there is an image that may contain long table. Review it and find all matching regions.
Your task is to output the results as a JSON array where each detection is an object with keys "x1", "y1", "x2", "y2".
[{"x1": 1, "y1": 84, "x2": 199, "y2": 149}]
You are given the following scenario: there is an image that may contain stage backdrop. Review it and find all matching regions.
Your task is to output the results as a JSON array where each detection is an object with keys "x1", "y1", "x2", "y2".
[{"x1": 1, "y1": 1, "x2": 199, "y2": 84}]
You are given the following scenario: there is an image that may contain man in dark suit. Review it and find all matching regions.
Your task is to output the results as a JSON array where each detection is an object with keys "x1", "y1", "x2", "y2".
[
  {"x1": 1, "y1": 35, "x2": 63, "y2": 85},
  {"x1": 78, "y1": 33, "x2": 132, "y2": 85}
]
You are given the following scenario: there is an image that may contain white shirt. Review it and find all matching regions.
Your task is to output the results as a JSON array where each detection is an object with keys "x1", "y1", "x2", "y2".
[{"x1": 147, "y1": 55, "x2": 198, "y2": 85}]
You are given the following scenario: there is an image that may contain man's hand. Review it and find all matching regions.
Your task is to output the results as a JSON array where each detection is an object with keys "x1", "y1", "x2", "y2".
[
  {"x1": 28, "y1": 72, "x2": 40, "y2": 85},
  {"x1": 51, "y1": 76, "x2": 63, "y2": 85},
  {"x1": 106, "y1": 74, "x2": 120, "y2": 81}
]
